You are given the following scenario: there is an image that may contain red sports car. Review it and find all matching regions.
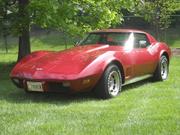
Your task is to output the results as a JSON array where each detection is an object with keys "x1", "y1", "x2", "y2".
[{"x1": 10, "y1": 29, "x2": 171, "y2": 99}]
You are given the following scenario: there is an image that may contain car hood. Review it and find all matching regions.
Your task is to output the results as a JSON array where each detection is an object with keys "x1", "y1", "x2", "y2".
[{"x1": 11, "y1": 45, "x2": 122, "y2": 79}]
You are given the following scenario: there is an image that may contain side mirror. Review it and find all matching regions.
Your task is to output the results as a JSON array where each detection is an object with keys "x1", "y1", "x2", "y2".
[{"x1": 139, "y1": 40, "x2": 147, "y2": 48}]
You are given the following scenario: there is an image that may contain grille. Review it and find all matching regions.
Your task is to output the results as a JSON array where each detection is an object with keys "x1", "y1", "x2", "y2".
[{"x1": 46, "y1": 82, "x2": 70, "y2": 92}]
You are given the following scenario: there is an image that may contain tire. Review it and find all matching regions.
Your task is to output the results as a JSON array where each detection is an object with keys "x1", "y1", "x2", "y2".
[
  {"x1": 94, "y1": 64, "x2": 122, "y2": 99},
  {"x1": 153, "y1": 55, "x2": 169, "y2": 81}
]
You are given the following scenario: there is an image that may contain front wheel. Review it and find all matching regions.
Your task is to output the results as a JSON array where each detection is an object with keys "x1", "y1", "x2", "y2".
[
  {"x1": 153, "y1": 55, "x2": 169, "y2": 81},
  {"x1": 94, "y1": 64, "x2": 122, "y2": 99}
]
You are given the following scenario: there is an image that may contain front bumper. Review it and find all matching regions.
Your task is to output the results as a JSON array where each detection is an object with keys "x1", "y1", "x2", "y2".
[{"x1": 11, "y1": 75, "x2": 100, "y2": 93}]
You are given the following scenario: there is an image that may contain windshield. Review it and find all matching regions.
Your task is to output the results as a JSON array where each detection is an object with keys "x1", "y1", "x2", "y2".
[{"x1": 79, "y1": 32, "x2": 131, "y2": 46}]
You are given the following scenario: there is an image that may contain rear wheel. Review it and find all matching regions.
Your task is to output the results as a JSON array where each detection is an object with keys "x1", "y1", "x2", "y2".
[
  {"x1": 153, "y1": 55, "x2": 169, "y2": 81},
  {"x1": 94, "y1": 64, "x2": 122, "y2": 99}
]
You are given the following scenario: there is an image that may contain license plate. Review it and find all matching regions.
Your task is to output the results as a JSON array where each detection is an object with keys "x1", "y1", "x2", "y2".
[{"x1": 27, "y1": 81, "x2": 43, "y2": 92}]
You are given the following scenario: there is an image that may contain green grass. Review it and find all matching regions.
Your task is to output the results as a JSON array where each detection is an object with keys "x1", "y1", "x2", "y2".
[
  {"x1": 0, "y1": 55, "x2": 180, "y2": 134},
  {"x1": 0, "y1": 31, "x2": 180, "y2": 135}
]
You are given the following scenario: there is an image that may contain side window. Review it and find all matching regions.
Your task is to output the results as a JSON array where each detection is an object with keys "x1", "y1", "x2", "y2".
[{"x1": 134, "y1": 33, "x2": 150, "y2": 48}]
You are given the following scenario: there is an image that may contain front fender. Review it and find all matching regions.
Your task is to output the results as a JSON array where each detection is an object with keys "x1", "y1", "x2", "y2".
[
  {"x1": 79, "y1": 51, "x2": 118, "y2": 78},
  {"x1": 10, "y1": 51, "x2": 52, "y2": 77}
]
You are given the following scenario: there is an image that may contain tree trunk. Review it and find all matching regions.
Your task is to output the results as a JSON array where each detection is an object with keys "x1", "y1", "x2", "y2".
[
  {"x1": 17, "y1": 0, "x2": 31, "y2": 62},
  {"x1": 18, "y1": 28, "x2": 30, "y2": 61}
]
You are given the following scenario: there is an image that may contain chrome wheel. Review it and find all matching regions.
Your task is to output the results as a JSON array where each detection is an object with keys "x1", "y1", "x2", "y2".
[
  {"x1": 161, "y1": 57, "x2": 168, "y2": 80},
  {"x1": 107, "y1": 71, "x2": 120, "y2": 96},
  {"x1": 94, "y1": 64, "x2": 122, "y2": 99}
]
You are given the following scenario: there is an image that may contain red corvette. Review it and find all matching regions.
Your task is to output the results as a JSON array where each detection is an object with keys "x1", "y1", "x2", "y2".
[{"x1": 10, "y1": 29, "x2": 171, "y2": 99}]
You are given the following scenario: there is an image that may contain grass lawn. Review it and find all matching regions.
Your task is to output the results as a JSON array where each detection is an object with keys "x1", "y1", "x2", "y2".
[
  {"x1": 0, "y1": 56, "x2": 179, "y2": 135},
  {"x1": 0, "y1": 31, "x2": 180, "y2": 135},
  {"x1": 0, "y1": 48, "x2": 180, "y2": 134}
]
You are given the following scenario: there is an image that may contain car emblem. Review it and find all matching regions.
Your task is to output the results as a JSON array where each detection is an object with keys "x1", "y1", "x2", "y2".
[{"x1": 36, "y1": 68, "x2": 43, "y2": 71}]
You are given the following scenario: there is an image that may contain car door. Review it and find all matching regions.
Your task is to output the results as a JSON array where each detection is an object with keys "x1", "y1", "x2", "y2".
[{"x1": 133, "y1": 33, "x2": 157, "y2": 77}]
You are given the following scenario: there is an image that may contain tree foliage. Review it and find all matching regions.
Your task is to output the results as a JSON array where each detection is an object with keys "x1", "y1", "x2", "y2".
[
  {"x1": 0, "y1": 0, "x2": 18, "y2": 35},
  {"x1": 1, "y1": 0, "x2": 137, "y2": 35},
  {"x1": 135, "y1": 0, "x2": 177, "y2": 29},
  {"x1": 29, "y1": 0, "x2": 137, "y2": 34}
]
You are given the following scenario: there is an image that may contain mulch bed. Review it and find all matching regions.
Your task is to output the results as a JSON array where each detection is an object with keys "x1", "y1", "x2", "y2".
[{"x1": 172, "y1": 48, "x2": 180, "y2": 56}]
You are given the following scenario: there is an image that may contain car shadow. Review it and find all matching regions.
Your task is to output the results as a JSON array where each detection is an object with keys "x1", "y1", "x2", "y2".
[
  {"x1": 0, "y1": 85, "x2": 98, "y2": 106},
  {"x1": 122, "y1": 78, "x2": 152, "y2": 92},
  {"x1": 0, "y1": 78, "x2": 154, "y2": 106}
]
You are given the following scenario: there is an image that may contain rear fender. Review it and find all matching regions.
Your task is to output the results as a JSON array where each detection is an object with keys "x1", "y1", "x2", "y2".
[{"x1": 159, "y1": 43, "x2": 171, "y2": 62}]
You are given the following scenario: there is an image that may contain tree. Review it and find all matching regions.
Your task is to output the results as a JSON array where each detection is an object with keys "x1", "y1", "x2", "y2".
[
  {"x1": 17, "y1": 0, "x2": 30, "y2": 61},
  {"x1": 135, "y1": 0, "x2": 176, "y2": 40},
  {"x1": 0, "y1": 0, "x2": 137, "y2": 61}
]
